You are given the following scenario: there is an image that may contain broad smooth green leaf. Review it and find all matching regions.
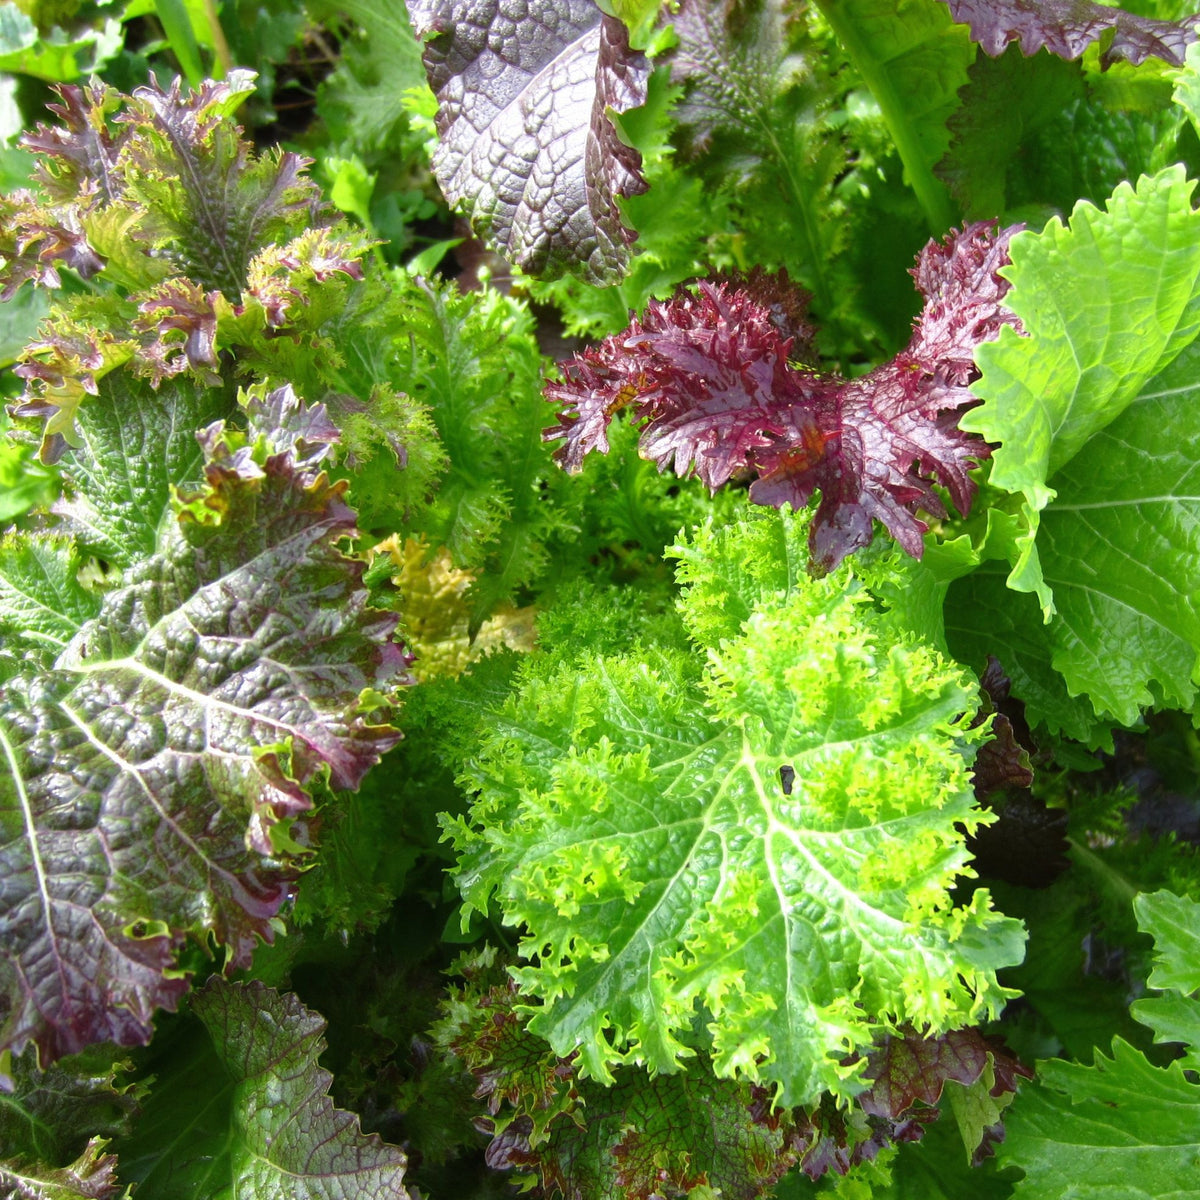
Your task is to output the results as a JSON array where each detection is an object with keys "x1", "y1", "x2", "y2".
[
  {"x1": 447, "y1": 512, "x2": 1023, "y2": 1107},
  {"x1": 954, "y1": 167, "x2": 1200, "y2": 728},
  {"x1": 966, "y1": 166, "x2": 1200, "y2": 606},
  {"x1": 118, "y1": 979, "x2": 411, "y2": 1199},
  {"x1": 950, "y1": 332, "x2": 1200, "y2": 730}
]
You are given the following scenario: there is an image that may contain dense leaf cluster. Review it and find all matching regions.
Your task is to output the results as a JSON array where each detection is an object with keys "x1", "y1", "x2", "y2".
[{"x1": 0, "y1": 2, "x2": 1198, "y2": 1199}]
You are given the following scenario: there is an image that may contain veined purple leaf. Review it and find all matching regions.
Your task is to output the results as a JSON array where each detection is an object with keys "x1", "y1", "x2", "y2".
[
  {"x1": 0, "y1": 386, "x2": 406, "y2": 1064},
  {"x1": 407, "y1": 0, "x2": 649, "y2": 283},
  {"x1": 944, "y1": 0, "x2": 1200, "y2": 67},
  {"x1": 187, "y1": 980, "x2": 412, "y2": 1199},
  {"x1": 546, "y1": 227, "x2": 1021, "y2": 573}
]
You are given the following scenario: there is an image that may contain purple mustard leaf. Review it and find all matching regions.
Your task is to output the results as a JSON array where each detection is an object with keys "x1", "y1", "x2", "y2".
[
  {"x1": 0, "y1": 390, "x2": 405, "y2": 1064},
  {"x1": 189, "y1": 979, "x2": 412, "y2": 1198},
  {"x1": 945, "y1": 0, "x2": 1200, "y2": 67},
  {"x1": 407, "y1": 0, "x2": 649, "y2": 283}
]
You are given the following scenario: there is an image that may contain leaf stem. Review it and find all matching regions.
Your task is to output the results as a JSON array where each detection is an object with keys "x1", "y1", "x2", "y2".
[
  {"x1": 813, "y1": 0, "x2": 957, "y2": 235},
  {"x1": 1066, "y1": 836, "x2": 1140, "y2": 907}
]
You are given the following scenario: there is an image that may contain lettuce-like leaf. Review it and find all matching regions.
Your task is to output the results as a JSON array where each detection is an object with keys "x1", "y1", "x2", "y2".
[
  {"x1": 546, "y1": 225, "x2": 1019, "y2": 573},
  {"x1": 118, "y1": 978, "x2": 411, "y2": 1199},
  {"x1": 407, "y1": 0, "x2": 649, "y2": 283},
  {"x1": 961, "y1": 167, "x2": 1200, "y2": 727},
  {"x1": 445, "y1": 511, "x2": 1023, "y2": 1107},
  {"x1": 999, "y1": 889, "x2": 1200, "y2": 1199},
  {"x1": 0, "y1": 386, "x2": 405, "y2": 1063},
  {"x1": 945, "y1": 0, "x2": 1200, "y2": 67}
]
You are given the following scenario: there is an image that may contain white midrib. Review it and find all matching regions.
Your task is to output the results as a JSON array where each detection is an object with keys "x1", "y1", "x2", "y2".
[
  {"x1": 0, "y1": 720, "x2": 64, "y2": 997},
  {"x1": 69, "y1": 654, "x2": 306, "y2": 745}
]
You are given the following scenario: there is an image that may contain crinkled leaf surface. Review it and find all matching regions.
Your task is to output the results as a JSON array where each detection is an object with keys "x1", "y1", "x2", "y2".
[
  {"x1": 407, "y1": 0, "x2": 649, "y2": 282},
  {"x1": 0, "y1": 537, "x2": 100, "y2": 667},
  {"x1": 546, "y1": 225, "x2": 1018, "y2": 573},
  {"x1": 446, "y1": 512, "x2": 1023, "y2": 1107},
  {"x1": 1000, "y1": 889, "x2": 1200, "y2": 1199},
  {"x1": 50, "y1": 373, "x2": 232, "y2": 569},
  {"x1": 118, "y1": 978, "x2": 410, "y2": 1199},
  {"x1": 961, "y1": 168, "x2": 1200, "y2": 727},
  {"x1": 944, "y1": 0, "x2": 1200, "y2": 67},
  {"x1": 0, "y1": 388, "x2": 404, "y2": 1063},
  {"x1": 0, "y1": 1044, "x2": 138, "y2": 1171}
]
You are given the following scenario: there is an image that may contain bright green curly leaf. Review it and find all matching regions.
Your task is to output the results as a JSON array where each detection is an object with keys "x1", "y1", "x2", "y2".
[{"x1": 448, "y1": 512, "x2": 1023, "y2": 1107}]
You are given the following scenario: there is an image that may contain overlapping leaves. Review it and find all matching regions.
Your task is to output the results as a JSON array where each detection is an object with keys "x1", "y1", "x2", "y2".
[
  {"x1": 999, "y1": 890, "x2": 1200, "y2": 1199},
  {"x1": 0, "y1": 386, "x2": 404, "y2": 1063},
  {"x1": 945, "y1": 0, "x2": 1200, "y2": 68},
  {"x1": 445, "y1": 511, "x2": 1024, "y2": 1107},
  {"x1": 117, "y1": 979, "x2": 412, "y2": 1199},
  {"x1": 956, "y1": 166, "x2": 1200, "y2": 732}
]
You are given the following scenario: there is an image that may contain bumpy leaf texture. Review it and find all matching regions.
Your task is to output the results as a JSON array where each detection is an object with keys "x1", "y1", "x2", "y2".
[
  {"x1": 437, "y1": 955, "x2": 1029, "y2": 1198},
  {"x1": 406, "y1": 0, "x2": 649, "y2": 283},
  {"x1": 546, "y1": 228, "x2": 1020, "y2": 573},
  {"x1": 447, "y1": 512, "x2": 1023, "y2": 1106},
  {"x1": 0, "y1": 387, "x2": 405, "y2": 1064},
  {"x1": 944, "y1": 0, "x2": 1200, "y2": 67},
  {"x1": 4, "y1": 75, "x2": 351, "y2": 458},
  {"x1": 186, "y1": 979, "x2": 411, "y2": 1199}
]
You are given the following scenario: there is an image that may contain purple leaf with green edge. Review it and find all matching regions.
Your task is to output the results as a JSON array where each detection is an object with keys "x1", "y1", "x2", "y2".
[
  {"x1": 407, "y1": 0, "x2": 649, "y2": 283},
  {"x1": 117, "y1": 978, "x2": 411, "y2": 1199},
  {"x1": 435, "y1": 957, "x2": 804, "y2": 1200},
  {"x1": 0, "y1": 385, "x2": 406, "y2": 1064},
  {"x1": 184, "y1": 980, "x2": 411, "y2": 1199},
  {"x1": 0, "y1": 1138, "x2": 122, "y2": 1200},
  {"x1": 944, "y1": 0, "x2": 1200, "y2": 67},
  {"x1": 0, "y1": 190, "x2": 104, "y2": 300},
  {"x1": 546, "y1": 224, "x2": 1020, "y2": 573}
]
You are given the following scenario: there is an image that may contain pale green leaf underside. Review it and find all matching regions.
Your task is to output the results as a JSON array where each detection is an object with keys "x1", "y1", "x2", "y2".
[{"x1": 453, "y1": 515, "x2": 1023, "y2": 1107}]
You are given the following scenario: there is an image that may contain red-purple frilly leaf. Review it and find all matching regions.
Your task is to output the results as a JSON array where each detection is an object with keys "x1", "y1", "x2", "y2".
[
  {"x1": 944, "y1": 0, "x2": 1200, "y2": 67},
  {"x1": 546, "y1": 227, "x2": 1021, "y2": 573},
  {"x1": 0, "y1": 386, "x2": 407, "y2": 1065}
]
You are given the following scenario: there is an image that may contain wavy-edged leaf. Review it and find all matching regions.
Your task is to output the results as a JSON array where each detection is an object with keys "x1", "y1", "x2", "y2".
[
  {"x1": 0, "y1": 536, "x2": 100, "y2": 667},
  {"x1": 407, "y1": 0, "x2": 649, "y2": 283},
  {"x1": 1000, "y1": 889, "x2": 1200, "y2": 1200},
  {"x1": 0, "y1": 1137, "x2": 122, "y2": 1200},
  {"x1": 0, "y1": 386, "x2": 405, "y2": 1064},
  {"x1": 446, "y1": 511, "x2": 1023, "y2": 1106},
  {"x1": 945, "y1": 0, "x2": 1200, "y2": 67},
  {"x1": 118, "y1": 978, "x2": 411, "y2": 1199},
  {"x1": 963, "y1": 168, "x2": 1200, "y2": 727},
  {"x1": 546, "y1": 225, "x2": 1018, "y2": 573},
  {"x1": 0, "y1": 1045, "x2": 138, "y2": 1172}
]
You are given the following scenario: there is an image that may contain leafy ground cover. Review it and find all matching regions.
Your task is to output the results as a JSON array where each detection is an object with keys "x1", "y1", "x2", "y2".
[{"x1": 0, "y1": 1, "x2": 1198, "y2": 1197}]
